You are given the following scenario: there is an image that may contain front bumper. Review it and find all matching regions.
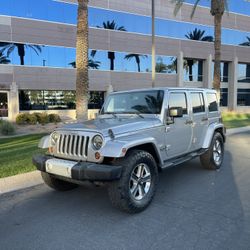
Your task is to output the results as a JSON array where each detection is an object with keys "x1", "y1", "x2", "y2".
[{"x1": 32, "y1": 155, "x2": 122, "y2": 181}]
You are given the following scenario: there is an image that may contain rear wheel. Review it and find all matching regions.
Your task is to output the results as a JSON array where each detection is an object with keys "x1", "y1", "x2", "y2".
[
  {"x1": 108, "y1": 150, "x2": 158, "y2": 213},
  {"x1": 41, "y1": 172, "x2": 78, "y2": 191},
  {"x1": 200, "y1": 132, "x2": 224, "y2": 170}
]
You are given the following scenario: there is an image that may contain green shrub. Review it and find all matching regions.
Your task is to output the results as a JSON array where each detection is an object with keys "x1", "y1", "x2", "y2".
[
  {"x1": 38, "y1": 112, "x2": 49, "y2": 125},
  {"x1": 0, "y1": 120, "x2": 15, "y2": 135},
  {"x1": 27, "y1": 113, "x2": 38, "y2": 125},
  {"x1": 16, "y1": 112, "x2": 61, "y2": 125},
  {"x1": 48, "y1": 113, "x2": 61, "y2": 123},
  {"x1": 16, "y1": 113, "x2": 30, "y2": 125}
]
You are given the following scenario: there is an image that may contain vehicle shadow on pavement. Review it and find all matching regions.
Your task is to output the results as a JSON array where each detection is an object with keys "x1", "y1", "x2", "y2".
[{"x1": 0, "y1": 141, "x2": 249, "y2": 250}]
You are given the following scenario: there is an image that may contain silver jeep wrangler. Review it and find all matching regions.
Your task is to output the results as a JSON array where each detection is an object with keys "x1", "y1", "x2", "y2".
[{"x1": 33, "y1": 88, "x2": 226, "y2": 213}]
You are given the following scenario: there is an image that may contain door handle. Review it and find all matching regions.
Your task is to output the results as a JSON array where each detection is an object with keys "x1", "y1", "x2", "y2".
[
  {"x1": 185, "y1": 119, "x2": 193, "y2": 125},
  {"x1": 201, "y1": 117, "x2": 208, "y2": 122}
]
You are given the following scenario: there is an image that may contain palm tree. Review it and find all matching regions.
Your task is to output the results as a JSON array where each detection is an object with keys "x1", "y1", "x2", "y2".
[
  {"x1": 155, "y1": 57, "x2": 168, "y2": 73},
  {"x1": 124, "y1": 54, "x2": 148, "y2": 72},
  {"x1": 75, "y1": 0, "x2": 89, "y2": 121},
  {"x1": 0, "y1": 51, "x2": 10, "y2": 64},
  {"x1": 69, "y1": 59, "x2": 101, "y2": 69},
  {"x1": 172, "y1": 0, "x2": 228, "y2": 96},
  {"x1": 185, "y1": 28, "x2": 214, "y2": 81},
  {"x1": 0, "y1": 42, "x2": 42, "y2": 65},
  {"x1": 92, "y1": 20, "x2": 126, "y2": 70},
  {"x1": 240, "y1": 36, "x2": 250, "y2": 82}
]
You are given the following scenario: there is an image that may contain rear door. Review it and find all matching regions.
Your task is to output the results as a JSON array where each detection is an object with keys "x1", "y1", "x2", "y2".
[
  {"x1": 190, "y1": 92, "x2": 208, "y2": 150},
  {"x1": 165, "y1": 91, "x2": 192, "y2": 159}
]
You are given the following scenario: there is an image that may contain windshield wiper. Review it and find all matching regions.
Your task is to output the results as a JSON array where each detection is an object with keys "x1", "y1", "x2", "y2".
[
  {"x1": 103, "y1": 112, "x2": 118, "y2": 118},
  {"x1": 125, "y1": 111, "x2": 144, "y2": 118}
]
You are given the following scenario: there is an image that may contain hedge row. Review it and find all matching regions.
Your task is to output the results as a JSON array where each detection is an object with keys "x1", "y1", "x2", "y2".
[
  {"x1": 16, "y1": 112, "x2": 61, "y2": 125},
  {"x1": 0, "y1": 120, "x2": 16, "y2": 135}
]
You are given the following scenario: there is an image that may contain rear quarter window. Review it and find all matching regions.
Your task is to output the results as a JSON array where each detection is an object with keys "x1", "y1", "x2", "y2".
[{"x1": 206, "y1": 93, "x2": 218, "y2": 112}]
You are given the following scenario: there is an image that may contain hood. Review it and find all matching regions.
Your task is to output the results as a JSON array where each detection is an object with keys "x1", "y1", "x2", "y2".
[{"x1": 58, "y1": 116, "x2": 162, "y2": 137}]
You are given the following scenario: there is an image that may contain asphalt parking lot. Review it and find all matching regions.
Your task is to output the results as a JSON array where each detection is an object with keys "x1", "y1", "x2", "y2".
[{"x1": 0, "y1": 132, "x2": 250, "y2": 250}]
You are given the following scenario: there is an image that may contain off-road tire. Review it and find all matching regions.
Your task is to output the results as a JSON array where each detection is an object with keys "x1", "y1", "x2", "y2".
[
  {"x1": 200, "y1": 132, "x2": 224, "y2": 170},
  {"x1": 108, "y1": 150, "x2": 158, "y2": 213},
  {"x1": 41, "y1": 172, "x2": 78, "y2": 191}
]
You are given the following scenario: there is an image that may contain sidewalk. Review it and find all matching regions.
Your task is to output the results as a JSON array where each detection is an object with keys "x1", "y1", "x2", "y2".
[{"x1": 1, "y1": 126, "x2": 250, "y2": 195}]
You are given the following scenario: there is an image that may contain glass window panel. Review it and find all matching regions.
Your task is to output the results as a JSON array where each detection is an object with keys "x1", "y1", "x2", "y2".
[
  {"x1": 183, "y1": 59, "x2": 203, "y2": 82},
  {"x1": 220, "y1": 88, "x2": 228, "y2": 107},
  {"x1": 238, "y1": 64, "x2": 250, "y2": 83},
  {"x1": 237, "y1": 89, "x2": 250, "y2": 106},
  {"x1": 0, "y1": 2, "x2": 250, "y2": 47},
  {"x1": 169, "y1": 93, "x2": 188, "y2": 114},
  {"x1": 191, "y1": 92, "x2": 205, "y2": 113},
  {"x1": 19, "y1": 90, "x2": 104, "y2": 110},
  {"x1": 207, "y1": 93, "x2": 218, "y2": 112}
]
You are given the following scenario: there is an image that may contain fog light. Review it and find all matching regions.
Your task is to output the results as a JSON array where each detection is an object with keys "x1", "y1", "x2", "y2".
[
  {"x1": 48, "y1": 147, "x2": 54, "y2": 154},
  {"x1": 95, "y1": 152, "x2": 101, "y2": 160}
]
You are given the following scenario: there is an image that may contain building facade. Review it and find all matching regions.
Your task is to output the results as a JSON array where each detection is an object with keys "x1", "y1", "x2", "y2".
[{"x1": 0, "y1": 0, "x2": 250, "y2": 121}]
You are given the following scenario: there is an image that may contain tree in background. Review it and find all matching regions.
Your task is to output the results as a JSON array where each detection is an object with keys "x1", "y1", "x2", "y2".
[
  {"x1": 0, "y1": 51, "x2": 10, "y2": 64},
  {"x1": 172, "y1": 0, "x2": 228, "y2": 97},
  {"x1": 185, "y1": 28, "x2": 214, "y2": 81},
  {"x1": 124, "y1": 54, "x2": 148, "y2": 72},
  {"x1": 75, "y1": 0, "x2": 89, "y2": 121},
  {"x1": 92, "y1": 20, "x2": 126, "y2": 71},
  {"x1": 0, "y1": 42, "x2": 42, "y2": 65},
  {"x1": 69, "y1": 59, "x2": 101, "y2": 69}
]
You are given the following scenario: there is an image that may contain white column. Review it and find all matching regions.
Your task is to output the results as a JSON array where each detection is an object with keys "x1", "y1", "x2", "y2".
[
  {"x1": 9, "y1": 82, "x2": 19, "y2": 122},
  {"x1": 228, "y1": 57, "x2": 238, "y2": 111},
  {"x1": 177, "y1": 51, "x2": 183, "y2": 87},
  {"x1": 203, "y1": 54, "x2": 213, "y2": 89}
]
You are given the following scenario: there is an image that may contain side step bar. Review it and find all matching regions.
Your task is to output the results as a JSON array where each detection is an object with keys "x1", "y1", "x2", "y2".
[{"x1": 162, "y1": 148, "x2": 208, "y2": 169}]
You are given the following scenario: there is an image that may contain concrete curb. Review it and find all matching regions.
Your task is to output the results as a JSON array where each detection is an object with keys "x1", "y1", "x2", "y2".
[
  {"x1": 1, "y1": 126, "x2": 250, "y2": 195},
  {"x1": 226, "y1": 126, "x2": 250, "y2": 136},
  {"x1": 0, "y1": 171, "x2": 43, "y2": 195}
]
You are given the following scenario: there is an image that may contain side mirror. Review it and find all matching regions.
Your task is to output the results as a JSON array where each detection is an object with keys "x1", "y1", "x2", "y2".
[{"x1": 169, "y1": 107, "x2": 183, "y2": 118}]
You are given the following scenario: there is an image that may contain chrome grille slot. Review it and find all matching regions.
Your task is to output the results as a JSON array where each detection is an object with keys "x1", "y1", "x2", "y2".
[{"x1": 56, "y1": 133, "x2": 90, "y2": 160}]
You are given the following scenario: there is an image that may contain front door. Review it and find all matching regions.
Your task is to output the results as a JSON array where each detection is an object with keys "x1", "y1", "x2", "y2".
[
  {"x1": 0, "y1": 92, "x2": 8, "y2": 118},
  {"x1": 165, "y1": 92, "x2": 192, "y2": 159}
]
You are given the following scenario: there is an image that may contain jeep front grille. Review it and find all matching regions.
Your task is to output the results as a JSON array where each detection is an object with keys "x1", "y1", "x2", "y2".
[{"x1": 56, "y1": 134, "x2": 89, "y2": 158}]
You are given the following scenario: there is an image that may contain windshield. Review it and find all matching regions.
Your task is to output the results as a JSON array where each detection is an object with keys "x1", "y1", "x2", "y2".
[{"x1": 101, "y1": 90, "x2": 164, "y2": 114}]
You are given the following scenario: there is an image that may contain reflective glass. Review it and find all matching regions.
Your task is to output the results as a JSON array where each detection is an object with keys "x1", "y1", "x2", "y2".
[
  {"x1": 238, "y1": 64, "x2": 250, "y2": 83},
  {"x1": 0, "y1": 1, "x2": 250, "y2": 47},
  {"x1": 237, "y1": 89, "x2": 250, "y2": 106},
  {"x1": 183, "y1": 59, "x2": 203, "y2": 82},
  {"x1": 19, "y1": 90, "x2": 104, "y2": 110},
  {"x1": 0, "y1": 42, "x2": 176, "y2": 74}
]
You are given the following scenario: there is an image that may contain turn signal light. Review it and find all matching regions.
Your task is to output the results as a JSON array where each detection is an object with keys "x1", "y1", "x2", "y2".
[{"x1": 48, "y1": 147, "x2": 54, "y2": 154}]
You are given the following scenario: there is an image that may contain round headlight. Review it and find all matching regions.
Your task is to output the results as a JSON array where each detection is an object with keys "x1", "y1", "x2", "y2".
[
  {"x1": 51, "y1": 132, "x2": 59, "y2": 145},
  {"x1": 92, "y1": 135, "x2": 103, "y2": 150}
]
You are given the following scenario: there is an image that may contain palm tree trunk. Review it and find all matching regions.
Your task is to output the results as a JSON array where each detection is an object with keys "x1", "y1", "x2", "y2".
[
  {"x1": 20, "y1": 56, "x2": 25, "y2": 65},
  {"x1": 17, "y1": 44, "x2": 25, "y2": 65},
  {"x1": 187, "y1": 60, "x2": 193, "y2": 81},
  {"x1": 198, "y1": 61, "x2": 203, "y2": 82},
  {"x1": 211, "y1": 0, "x2": 224, "y2": 100},
  {"x1": 137, "y1": 62, "x2": 141, "y2": 72},
  {"x1": 76, "y1": 0, "x2": 89, "y2": 121},
  {"x1": 108, "y1": 51, "x2": 115, "y2": 71},
  {"x1": 246, "y1": 64, "x2": 250, "y2": 82},
  {"x1": 213, "y1": 13, "x2": 222, "y2": 97}
]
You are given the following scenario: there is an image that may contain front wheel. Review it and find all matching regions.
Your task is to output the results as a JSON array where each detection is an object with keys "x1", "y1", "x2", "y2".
[
  {"x1": 200, "y1": 132, "x2": 224, "y2": 170},
  {"x1": 108, "y1": 150, "x2": 158, "y2": 213}
]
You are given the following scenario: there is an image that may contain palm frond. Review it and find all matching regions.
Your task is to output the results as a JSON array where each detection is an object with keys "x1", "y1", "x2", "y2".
[{"x1": 190, "y1": 0, "x2": 201, "y2": 18}]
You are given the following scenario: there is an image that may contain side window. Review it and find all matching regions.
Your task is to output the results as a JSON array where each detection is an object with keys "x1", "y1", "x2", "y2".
[
  {"x1": 191, "y1": 92, "x2": 205, "y2": 114},
  {"x1": 207, "y1": 93, "x2": 218, "y2": 112},
  {"x1": 169, "y1": 92, "x2": 187, "y2": 115}
]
